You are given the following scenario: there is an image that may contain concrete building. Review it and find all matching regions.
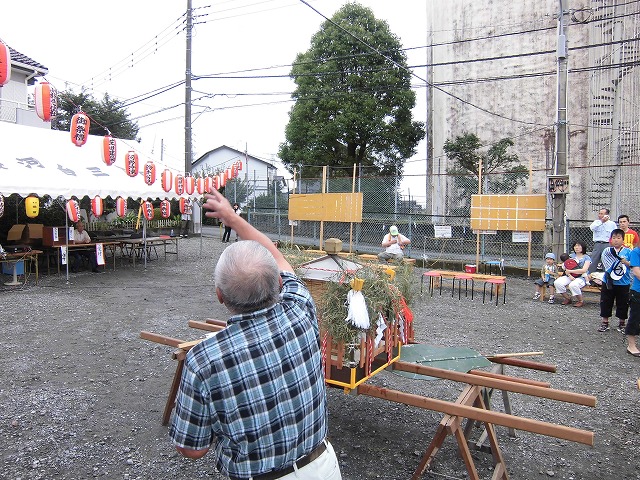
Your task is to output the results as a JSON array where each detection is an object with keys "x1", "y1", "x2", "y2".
[{"x1": 426, "y1": 0, "x2": 639, "y2": 220}]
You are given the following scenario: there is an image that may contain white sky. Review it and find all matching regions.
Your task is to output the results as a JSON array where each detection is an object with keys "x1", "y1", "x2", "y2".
[{"x1": 1, "y1": 0, "x2": 429, "y2": 199}]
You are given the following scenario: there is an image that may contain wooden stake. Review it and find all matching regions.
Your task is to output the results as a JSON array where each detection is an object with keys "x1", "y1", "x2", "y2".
[{"x1": 486, "y1": 351, "x2": 544, "y2": 359}]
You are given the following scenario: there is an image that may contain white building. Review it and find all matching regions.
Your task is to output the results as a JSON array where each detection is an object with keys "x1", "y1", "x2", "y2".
[
  {"x1": 0, "y1": 43, "x2": 48, "y2": 127},
  {"x1": 191, "y1": 145, "x2": 278, "y2": 197}
]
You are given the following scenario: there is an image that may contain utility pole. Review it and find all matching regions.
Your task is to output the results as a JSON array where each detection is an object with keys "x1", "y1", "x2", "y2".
[
  {"x1": 184, "y1": 0, "x2": 193, "y2": 174},
  {"x1": 552, "y1": 0, "x2": 569, "y2": 259}
]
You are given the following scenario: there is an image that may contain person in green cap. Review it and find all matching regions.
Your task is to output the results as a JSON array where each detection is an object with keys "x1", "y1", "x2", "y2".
[{"x1": 377, "y1": 225, "x2": 410, "y2": 262}]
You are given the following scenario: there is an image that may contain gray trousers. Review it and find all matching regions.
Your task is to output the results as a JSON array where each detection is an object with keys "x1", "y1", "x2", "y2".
[{"x1": 588, "y1": 242, "x2": 607, "y2": 274}]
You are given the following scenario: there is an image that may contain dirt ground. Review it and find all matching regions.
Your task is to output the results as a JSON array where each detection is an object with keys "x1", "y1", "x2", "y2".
[{"x1": 1, "y1": 237, "x2": 639, "y2": 480}]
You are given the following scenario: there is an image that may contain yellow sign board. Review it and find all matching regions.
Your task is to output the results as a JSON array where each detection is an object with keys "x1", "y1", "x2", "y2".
[
  {"x1": 289, "y1": 193, "x2": 363, "y2": 223},
  {"x1": 470, "y1": 194, "x2": 546, "y2": 231}
]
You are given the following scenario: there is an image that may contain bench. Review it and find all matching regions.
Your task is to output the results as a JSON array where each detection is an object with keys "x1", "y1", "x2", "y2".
[{"x1": 539, "y1": 284, "x2": 600, "y2": 302}]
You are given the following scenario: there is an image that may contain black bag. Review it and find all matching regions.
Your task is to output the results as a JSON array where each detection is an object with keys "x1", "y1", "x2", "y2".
[{"x1": 629, "y1": 290, "x2": 640, "y2": 304}]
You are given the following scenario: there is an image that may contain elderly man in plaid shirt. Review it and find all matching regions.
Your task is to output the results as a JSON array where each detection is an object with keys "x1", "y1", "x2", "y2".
[{"x1": 169, "y1": 189, "x2": 341, "y2": 480}]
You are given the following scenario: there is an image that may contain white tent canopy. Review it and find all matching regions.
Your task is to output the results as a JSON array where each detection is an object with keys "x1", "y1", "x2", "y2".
[{"x1": 0, "y1": 122, "x2": 185, "y2": 201}]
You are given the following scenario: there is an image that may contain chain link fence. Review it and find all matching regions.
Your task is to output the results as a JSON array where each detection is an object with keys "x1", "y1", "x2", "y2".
[{"x1": 223, "y1": 169, "x2": 637, "y2": 272}]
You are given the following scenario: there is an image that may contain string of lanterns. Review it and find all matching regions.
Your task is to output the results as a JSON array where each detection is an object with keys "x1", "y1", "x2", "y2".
[{"x1": 1, "y1": 59, "x2": 245, "y2": 221}]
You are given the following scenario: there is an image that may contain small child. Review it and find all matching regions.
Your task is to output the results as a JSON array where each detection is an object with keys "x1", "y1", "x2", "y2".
[{"x1": 534, "y1": 253, "x2": 559, "y2": 303}]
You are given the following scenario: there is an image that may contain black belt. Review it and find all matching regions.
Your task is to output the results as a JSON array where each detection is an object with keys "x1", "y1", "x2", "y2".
[{"x1": 230, "y1": 441, "x2": 327, "y2": 480}]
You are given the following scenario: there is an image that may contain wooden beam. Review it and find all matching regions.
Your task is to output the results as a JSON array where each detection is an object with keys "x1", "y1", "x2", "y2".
[
  {"x1": 489, "y1": 356, "x2": 557, "y2": 373},
  {"x1": 392, "y1": 361, "x2": 595, "y2": 407},
  {"x1": 468, "y1": 369, "x2": 551, "y2": 388},
  {"x1": 189, "y1": 320, "x2": 225, "y2": 332},
  {"x1": 357, "y1": 383, "x2": 594, "y2": 446},
  {"x1": 140, "y1": 331, "x2": 184, "y2": 348},
  {"x1": 204, "y1": 318, "x2": 228, "y2": 327}
]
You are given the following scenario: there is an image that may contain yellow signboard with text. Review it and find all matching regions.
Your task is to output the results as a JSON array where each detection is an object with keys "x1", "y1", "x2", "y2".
[
  {"x1": 289, "y1": 193, "x2": 363, "y2": 223},
  {"x1": 470, "y1": 194, "x2": 546, "y2": 232}
]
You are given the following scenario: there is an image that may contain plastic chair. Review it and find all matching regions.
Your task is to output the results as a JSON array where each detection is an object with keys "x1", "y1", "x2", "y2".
[
  {"x1": 483, "y1": 277, "x2": 506, "y2": 305},
  {"x1": 454, "y1": 273, "x2": 474, "y2": 300},
  {"x1": 421, "y1": 270, "x2": 443, "y2": 297}
]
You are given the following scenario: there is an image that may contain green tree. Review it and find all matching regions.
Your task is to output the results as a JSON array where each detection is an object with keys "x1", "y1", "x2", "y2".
[
  {"x1": 278, "y1": 3, "x2": 424, "y2": 178},
  {"x1": 54, "y1": 90, "x2": 139, "y2": 140},
  {"x1": 443, "y1": 133, "x2": 528, "y2": 215}
]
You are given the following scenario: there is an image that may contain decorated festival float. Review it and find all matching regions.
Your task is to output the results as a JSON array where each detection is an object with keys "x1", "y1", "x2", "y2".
[{"x1": 141, "y1": 166, "x2": 598, "y2": 480}]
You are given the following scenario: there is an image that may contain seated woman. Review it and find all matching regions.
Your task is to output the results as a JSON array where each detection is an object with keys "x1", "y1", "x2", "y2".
[{"x1": 554, "y1": 241, "x2": 592, "y2": 307}]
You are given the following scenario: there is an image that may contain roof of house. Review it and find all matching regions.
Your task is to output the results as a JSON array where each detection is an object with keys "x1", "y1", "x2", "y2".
[
  {"x1": 192, "y1": 145, "x2": 276, "y2": 169},
  {"x1": 7, "y1": 45, "x2": 48, "y2": 74}
]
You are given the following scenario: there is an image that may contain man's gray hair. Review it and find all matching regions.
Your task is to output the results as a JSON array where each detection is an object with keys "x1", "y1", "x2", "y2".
[{"x1": 214, "y1": 241, "x2": 280, "y2": 313}]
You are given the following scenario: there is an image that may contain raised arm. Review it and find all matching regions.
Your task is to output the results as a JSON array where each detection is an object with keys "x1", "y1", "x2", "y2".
[{"x1": 202, "y1": 190, "x2": 293, "y2": 273}]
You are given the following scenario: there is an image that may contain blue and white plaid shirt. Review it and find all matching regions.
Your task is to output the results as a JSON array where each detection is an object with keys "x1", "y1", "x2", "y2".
[{"x1": 169, "y1": 272, "x2": 327, "y2": 479}]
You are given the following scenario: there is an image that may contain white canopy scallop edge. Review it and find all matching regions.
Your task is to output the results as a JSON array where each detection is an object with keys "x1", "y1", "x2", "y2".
[{"x1": 0, "y1": 121, "x2": 186, "y2": 201}]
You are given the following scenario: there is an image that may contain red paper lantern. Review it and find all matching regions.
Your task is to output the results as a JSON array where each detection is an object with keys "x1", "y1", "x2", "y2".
[
  {"x1": 102, "y1": 135, "x2": 117, "y2": 166},
  {"x1": 143, "y1": 161, "x2": 156, "y2": 186},
  {"x1": 196, "y1": 177, "x2": 204, "y2": 195},
  {"x1": 125, "y1": 151, "x2": 139, "y2": 177},
  {"x1": 175, "y1": 174, "x2": 184, "y2": 195},
  {"x1": 34, "y1": 82, "x2": 57, "y2": 121},
  {"x1": 212, "y1": 175, "x2": 219, "y2": 191},
  {"x1": 0, "y1": 41, "x2": 10, "y2": 87},
  {"x1": 116, "y1": 197, "x2": 127, "y2": 217},
  {"x1": 91, "y1": 196, "x2": 103, "y2": 217},
  {"x1": 237, "y1": 160, "x2": 243, "y2": 171},
  {"x1": 70, "y1": 112, "x2": 90, "y2": 147},
  {"x1": 185, "y1": 174, "x2": 195, "y2": 195},
  {"x1": 142, "y1": 201, "x2": 154, "y2": 220},
  {"x1": 161, "y1": 169, "x2": 173, "y2": 193},
  {"x1": 179, "y1": 198, "x2": 189, "y2": 214},
  {"x1": 204, "y1": 176, "x2": 213, "y2": 193},
  {"x1": 160, "y1": 199, "x2": 171, "y2": 219},
  {"x1": 66, "y1": 199, "x2": 80, "y2": 222},
  {"x1": 219, "y1": 172, "x2": 226, "y2": 188}
]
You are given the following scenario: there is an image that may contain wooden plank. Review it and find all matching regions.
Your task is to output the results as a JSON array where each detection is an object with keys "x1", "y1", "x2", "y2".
[
  {"x1": 490, "y1": 356, "x2": 557, "y2": 373},
  {"x1": 468, "y1": 369, "x2": 551, "y2": 388},
  {"x1": 392, "y1": 361, "x2": 595, "y2": 407},
  {"x1": 140, "y1": 331, "x2": 183, "y2": 348},
  {"x1": 177, "y1": 339, "x2": 203, "y2": 350},
  {"x1": 357, "y1": 383, "x2": 594, "y2": 446},
  {"x1": 189, "y1": 320, "x2": 225, "y2": 332}
]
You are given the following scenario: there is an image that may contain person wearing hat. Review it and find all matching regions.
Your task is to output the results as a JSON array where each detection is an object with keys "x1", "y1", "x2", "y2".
[
  {"x1": 377, "y1": 225, "x2": 410, "y2": 262},
  {"x1": 597, "y1": 229, "x2": 632, "y2": 333},
  {"x1": 533, "y1": 252, "x2": 559, "y2": 303}
]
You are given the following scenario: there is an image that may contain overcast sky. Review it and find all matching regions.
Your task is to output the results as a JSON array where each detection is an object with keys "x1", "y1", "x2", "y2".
[{"x1": 1, "y1": 0, "x2": 429, "y2": 198}]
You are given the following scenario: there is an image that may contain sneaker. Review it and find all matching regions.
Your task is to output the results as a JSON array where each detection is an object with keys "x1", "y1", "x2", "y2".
[
  {"x1": 617, "y1": 322, "x2": 626, "y2": 333},
  {"x1": 597, "y1": 323, "x2": 610, "y2": 332},
  {"x1": 533, "y1": 292, "x2": 541, "y2": 300},
  {"x1": 548, "y1": 296, "x2": 555, "y2": 304}
]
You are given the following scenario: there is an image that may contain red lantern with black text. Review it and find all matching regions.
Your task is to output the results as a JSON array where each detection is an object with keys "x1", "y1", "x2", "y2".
[
  {"x1": 179, "y1": 198, "x2": 188, "y2": 214},
  {"x1": 34, "y1": 82, "x2": 57, "y2": 121},
  {"x1": 144, "y1": 161, "x2": 156, "y2": 185},
  {"x1": 175, "y1": 174, "x2": 184, "y2": 195},
  {"x1": 212, "y1": 175, "x2": 219, "y2": 190},
  {"x1": 66, "y1": 199, "x2": 79, "y2": 222},
  {"x1": 185, "y1": 174, "x2": 195, "y2": 195},
  {"x1": 102, "y1": 135, "x2": 117, "y2": 166},
  {"x1": 160, "y1": 199, "x2": 171, "y2": 219},
  {"x1": 116, "y1": 197, "x2": 127, "y2": 217},
  {"x1": 125, "y1": 151, "x2": 139, "y2": 177},
  {"x1": 237, "y1": 160, "x2": 243, "y2": 171},
  {"x1": 70, "y1": 112, "x2": 90, "y2": 147},
  {"x1": 91, "y1": 196, "x2": 104, "y2": 217},
  {"x1": 26, "y1": 196, "x2": 39, "y2": 218},
  {"x1": 161, "y1": 169, "x2": 173, "y2": 193},
  {"x1": 0, "y1": 41, "x2": 10, "y2": 87},
  {"x1": 142, "y1": 201, "x2": 154, "y2": 220},
  {"x1": 219, "y1": 173, "x2": 226, "y2": 188}
]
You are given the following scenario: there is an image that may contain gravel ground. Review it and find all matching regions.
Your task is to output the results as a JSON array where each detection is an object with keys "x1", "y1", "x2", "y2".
[{"x1": 1, "y1": 237, "x2": 639, "y2": 480}]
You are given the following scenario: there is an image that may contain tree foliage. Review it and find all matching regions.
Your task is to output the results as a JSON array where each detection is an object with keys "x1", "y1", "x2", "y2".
[
  {"x1": 444, "y1": 132, "x2": 528, "y2": 215},
  {"x1": 278, "y1": 3, "x2": 424, "y2": 178},
  {"x1": 53, "y1": 90, "x2": 139, "y2": 140}
]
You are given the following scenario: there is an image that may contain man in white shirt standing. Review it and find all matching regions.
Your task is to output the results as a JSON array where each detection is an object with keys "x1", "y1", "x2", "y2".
[
  {"x1": 377, "y1": 225, "x2": 410, "y2": 262},
  {"x1": 588, "y1": 208, "x2": 617, "y2": 275}
]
